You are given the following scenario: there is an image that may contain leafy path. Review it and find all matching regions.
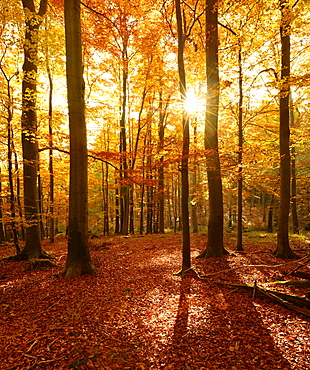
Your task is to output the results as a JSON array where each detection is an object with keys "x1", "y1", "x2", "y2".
[{"x1": 0, "y1": 233, "x2": 309, "y2": 369}]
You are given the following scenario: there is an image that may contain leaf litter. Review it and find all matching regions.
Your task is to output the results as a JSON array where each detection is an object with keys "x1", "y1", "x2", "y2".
[{"x1": 0, "y1": 233, "x2": 309, "y2": 369}]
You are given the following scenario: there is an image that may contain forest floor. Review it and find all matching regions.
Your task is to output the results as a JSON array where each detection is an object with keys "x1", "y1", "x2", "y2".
[{"x1": 0, "y1": 232, "x2": 310, "y2": 370}]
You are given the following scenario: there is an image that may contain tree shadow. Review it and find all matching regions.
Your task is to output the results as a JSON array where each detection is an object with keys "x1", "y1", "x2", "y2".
[{"x1": 163, "y1": 259, "x2": 295, "y2": 370}]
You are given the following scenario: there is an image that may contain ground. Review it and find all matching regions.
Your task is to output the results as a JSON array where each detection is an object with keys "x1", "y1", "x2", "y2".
[{"x1": 0, "y1": 232, "x2": 309, "y2": 370}]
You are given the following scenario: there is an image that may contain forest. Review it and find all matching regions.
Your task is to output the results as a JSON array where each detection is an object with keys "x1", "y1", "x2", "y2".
[{"x1": 0, "y1": 0, "x2": 310, "y2": 369}]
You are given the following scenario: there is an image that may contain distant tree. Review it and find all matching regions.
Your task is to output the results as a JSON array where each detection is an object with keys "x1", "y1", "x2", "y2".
[{"x1": 62, "y1": 0, "x2": 95, "y2": 278}]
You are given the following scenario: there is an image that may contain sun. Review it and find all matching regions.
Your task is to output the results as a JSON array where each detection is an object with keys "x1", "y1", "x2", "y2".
[{"x1": 184, "y1": 89, "x2": 204, "y2": 115}]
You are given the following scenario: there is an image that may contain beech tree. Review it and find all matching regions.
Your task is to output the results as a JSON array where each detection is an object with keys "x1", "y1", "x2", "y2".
[
  {"x1": 275, "y1": 0, "x2": 296, "y2": 258},
  {"x1": 18, "y1": 0, "x2": 49, "y2": 260},
  {"x1": 63, "y1": 0, "x2": 95, "y2": 278},
  {"x1": 199, "y1": 0, "x2": 225, "y2": 258},
  {"x1": 175, "y1": 0, "x2": 191, "y2": 273}
]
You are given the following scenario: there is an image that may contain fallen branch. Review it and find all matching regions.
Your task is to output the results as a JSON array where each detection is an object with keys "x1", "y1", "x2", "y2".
[
  {"x1": 265, "y1": 280, "x2": 310, "y2": 288},
  {"x1": 256, "y1": 286, "x2": 310, "y2": 318},
  {"x1": 285, "y1": 257, "x2": 310, "y2": 277},
  {"x1": 217, "y1": 281, "x2": 310, "y2": 318}
]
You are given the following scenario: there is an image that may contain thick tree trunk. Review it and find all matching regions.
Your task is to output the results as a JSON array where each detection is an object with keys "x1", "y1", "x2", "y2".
[
  {"x1": 19, "y1": 0, "x2": 48, "y2": 260},
  {"x1": 199, "y1": 0, "x2": 225, "y2": 258},
  {"x1": 275, "y1": 0, "x2": 296, "y2": 258},
  {"x1": 63, "y1": 0, "x2": 95, "y2": 278}
]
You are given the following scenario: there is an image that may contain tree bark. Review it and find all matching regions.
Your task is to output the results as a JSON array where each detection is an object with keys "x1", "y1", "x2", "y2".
[
  {"x1": 267, "y1": 194, "x2": 275, "y2": 233},
  {"x1": 158, "y1": 89, "x2": 165, "y2": 234},
  {"x1": 199, "y1": 0, "x2": 225, "y2": 258},
  {"x1": 290, "y1": 98, "x2": 299, "y2": 234},
  {"x1": 275, "y1": 0, "x2": 296, "y2": 258},
  {"x1": 63, "y1": 0, "x2": 95, "y2": 278},
  {"x1": 236, "y1": 43, "x2": 244, "y2": 251},
  {"x1": 19, "y1": 0, "x2": 48, "y2": 259},
  {"x1": 46, "y1": 44, "x2": 55, "y2": 243},
  {"x1": 0, "y1": 168, "x2": 7, "y2": 244},
  {"x1": 175, "y1": 0, "x2": 191, "y2": 272}
]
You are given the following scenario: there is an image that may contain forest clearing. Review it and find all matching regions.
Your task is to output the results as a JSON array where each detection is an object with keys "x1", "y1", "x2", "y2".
[{"x1": 1, "y1": 232, "x2": 310, "y2": 370}]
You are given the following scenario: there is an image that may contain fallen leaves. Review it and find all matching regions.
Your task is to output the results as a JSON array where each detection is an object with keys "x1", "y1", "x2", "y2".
[{"x1": 0, "y1": 233, "x2": 309, "y2": 369}]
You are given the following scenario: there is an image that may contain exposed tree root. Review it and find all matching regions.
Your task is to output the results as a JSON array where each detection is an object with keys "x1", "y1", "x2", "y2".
[
  {"x1": 173, "y1": 267, "x2": 199, "y2": 279},
  {"x1": 196, "y1": 247, "x2": 229, "y2": 259},
  {"x1": 273, "y1": 249, "x2": 300, "y2": 259},
  {"x1": 2, "y1": 250, "x2": 55, "y2": 261},
  {"x1": 24, "y1": 259, "x2": 60, "y2": 272}
]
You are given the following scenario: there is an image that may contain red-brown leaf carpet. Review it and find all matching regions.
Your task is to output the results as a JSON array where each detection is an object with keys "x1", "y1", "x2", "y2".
[{"x1": 0, "y1": 233, "x2": 309, "y2": 369}]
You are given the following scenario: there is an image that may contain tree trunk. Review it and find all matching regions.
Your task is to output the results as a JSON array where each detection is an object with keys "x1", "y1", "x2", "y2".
[
  {"x1": 46, "y1": 52, "x2": 55, "y2": 242},
  {"x1": 275, "y1": 0, "x2": 296, "y2": 258},
  {"x1": 63, "y1": 0, "x2": 95, "y2": 278},
  {"x1": 19, "y1": 0, "x2": 48, "y2": 259},
  {"x1": 199, "y1": 0, "x2": 225, "y2": 258},
  {"x1": 37, "y1": 159, "x2": 45, "y2": 240},
  {"x1": 290, "y1": 98, "x2": 299, "y2": 234},
  {"x1": 0, "y1": 168, "x2": 7, "y2": 244},
  {"x1": 236, "y1": 43, "x2": 244, "y2": 251},
  {"x1": 8, "y1": 118, "x2": 20, "y2": 253},
  {"x1": 158, "y1": 90, "x2": 165, "y2": 234},
  {"x1": 191, "y1": 122, "x2": 198, "y2": 233},
  {"x1": 1, "y1": 66, "x2": 20, "y2": 251},
  {"x1": 268, "y1": 194, "x2": 275, "y2": 233},
  {"x1": 120, "y1": 50, "x2": 129, "y2": 235},
  {"x1": 175, "y1": 0, "x2": 191, "y2": 272}
]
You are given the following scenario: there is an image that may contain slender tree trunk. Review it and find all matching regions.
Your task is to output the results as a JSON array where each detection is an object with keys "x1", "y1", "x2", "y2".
[
  {"x1": 275, "y1": 0, "x2": 296, "y2": 258},
  {"x1": 290, "y1": 98, "x2": 299, "y2": 234},
  {"x1": 115, "y1": 177, "x2": 120, "y2": 234},
  {"x1": 291, "y1": 145, "x2": 298, "y2": 234},
  {"x1": 120, "y1": 50, "x2": 129, "y2": 235},
  {"x1": 0, "y1": 168, "x2": 6, "y2": 244},
  {"x1": 158, "y1": 90, "x2": 165, "y2": 234},
  {"x1": 8, "y1": 121, "x2": 20, "y2": 253},
  {"x1": 1, "y1": 66, "x2": 19, "y2": 251},
  {"x1": 63, "y1": 0, "x2": 95, "y2": 277},
  {"x1": 14, "y1": 149, "x2": 25, "y2": 241},
  {"x1": 191, "y1": 122, "x2": 198, "y2": 233},
  {"x1": 236, "y1": 44, "x2": 244, "y2": 251},
  {"x1": 19, "y1": 0, "x2": 48, "y2": 259},
  {"x1": 199, "y1": 0, "x2": 225, "y2": 258},
  {"x1": 37, "y1": 159, "x2": 45, "y2": 240},
  {"x1": 46, "y1": 55, "x2": 55, "y2": 242},
  {"x1": 175, "y1": 0, "x2": 191, "y2": 272},
  {"x1": 268, "y1": 194, "x2": 275, "y2": 233}
]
